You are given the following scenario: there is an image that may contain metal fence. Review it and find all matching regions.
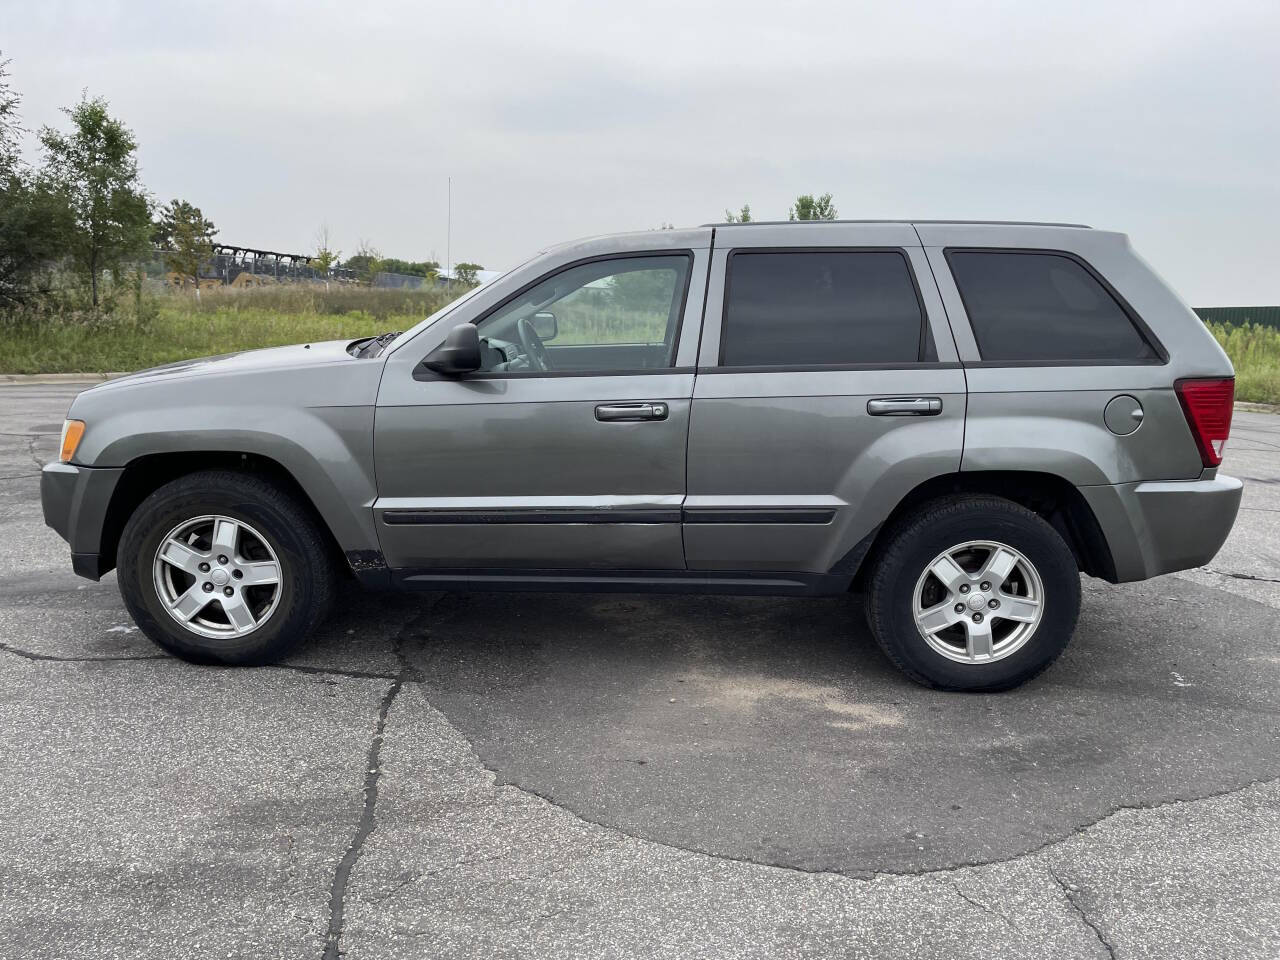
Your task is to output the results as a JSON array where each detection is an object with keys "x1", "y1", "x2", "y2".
[
  {"x1": 154, "y1": 251, "x2": 461, "y2": 292},
  {"x1": 1194, "y1": 306, "x2": 1280, "y2": 329},
  {"x1": 150, "y1": 245, "x2": 357, "y2": 290}
]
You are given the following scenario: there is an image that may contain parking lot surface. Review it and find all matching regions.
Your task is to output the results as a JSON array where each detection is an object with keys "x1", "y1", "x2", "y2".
[{"x1": 1, "y1": 382, "x2": 1277, "y2": 959}]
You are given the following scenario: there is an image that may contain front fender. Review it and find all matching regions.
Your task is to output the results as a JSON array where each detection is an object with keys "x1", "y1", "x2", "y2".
[{"x1": 67, "y1": 361, "x2": 384, "y2": 557}]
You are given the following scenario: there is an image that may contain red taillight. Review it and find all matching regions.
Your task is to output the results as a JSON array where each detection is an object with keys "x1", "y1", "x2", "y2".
[{"x1": 1175, "y1": 378, "x2": 1234, "y2": 467}]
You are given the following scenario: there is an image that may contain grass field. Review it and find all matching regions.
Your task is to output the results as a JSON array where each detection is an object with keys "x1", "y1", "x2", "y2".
[
  {"x1": 0, "y1": 286, "x2": 461, "y2": 374},
  {"x1": 1, "y1": 287, "x2": 1278, "y2": 405},
  {"x1": 1205, "y1": 321, "x2": 1280, "y2": 405}
]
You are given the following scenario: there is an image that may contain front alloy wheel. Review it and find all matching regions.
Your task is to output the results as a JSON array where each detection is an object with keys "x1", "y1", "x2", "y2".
[
  {"x1": 117, "y1": 470, "x2": 336, "y2": 665},
  {"x1": 153, "y1": 515, "x2": 284, "y2": 638}
]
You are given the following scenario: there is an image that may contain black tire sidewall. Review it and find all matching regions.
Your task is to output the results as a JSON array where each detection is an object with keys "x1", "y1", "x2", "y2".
[
  {"x1": 117, "y1": 478, "x2": 322, "y2": 665},
  {"x1": 871, "y1": 502, "x2": 1080, "y2": 691}
]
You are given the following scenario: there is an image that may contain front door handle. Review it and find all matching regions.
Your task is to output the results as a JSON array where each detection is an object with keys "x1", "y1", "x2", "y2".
[
  {"x1": 595, "y1": 402, "x2": 669, "y2": 422},
  {"x1": 867, "y1": 397, "x2": 943, "y2": 417}
]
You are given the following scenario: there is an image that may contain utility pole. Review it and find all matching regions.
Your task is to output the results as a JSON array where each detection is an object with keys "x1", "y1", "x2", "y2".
[{"x1": 446, "y1": 176, "x2": 452, "y2": 281}]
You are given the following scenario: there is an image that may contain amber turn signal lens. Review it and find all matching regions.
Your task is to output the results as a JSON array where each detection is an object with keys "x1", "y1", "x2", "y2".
[{"x1": 59, "y1": 420, "x2": 85, "y2": 463}]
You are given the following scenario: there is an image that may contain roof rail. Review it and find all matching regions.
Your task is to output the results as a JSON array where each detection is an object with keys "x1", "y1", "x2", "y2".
[{"x1": 700, "y1": 219, "x2": 1092, "y2": 229}]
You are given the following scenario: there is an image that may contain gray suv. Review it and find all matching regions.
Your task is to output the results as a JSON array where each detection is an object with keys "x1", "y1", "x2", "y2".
[{"x1": 41, "y1": 221, "x2": 1242, "y2": 690}]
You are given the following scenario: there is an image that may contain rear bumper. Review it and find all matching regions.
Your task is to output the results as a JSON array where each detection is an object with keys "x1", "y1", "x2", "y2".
[
  {"x1": 41, "y1": 462, "x2": 125, "y2": 581},
  {"x1": 1081, "y1": 474, "x2": 1243, "y2": 582}
]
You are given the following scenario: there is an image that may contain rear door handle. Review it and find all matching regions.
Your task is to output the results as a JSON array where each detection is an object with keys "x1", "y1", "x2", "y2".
[
  {"x1": 867, "y1": 397, "x2": 943, "y2": 417},
  {"x1": 595, "y1": 402, "x2": 669, "y2": 422}
]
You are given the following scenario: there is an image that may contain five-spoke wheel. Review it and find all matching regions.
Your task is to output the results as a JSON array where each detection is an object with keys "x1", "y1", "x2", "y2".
[
  {"x1": 866, "y1": 495, "x2": 1080, "y2": 691},
  {"x1": 117, "y1": 470, "x2": 335, "y2": 665},
  {"x1": 153, "y1": 515, "x2": 283, "y2": 638},
  {"x1": 913, "y1": 540, "x2": 1044, "y2": 664}
]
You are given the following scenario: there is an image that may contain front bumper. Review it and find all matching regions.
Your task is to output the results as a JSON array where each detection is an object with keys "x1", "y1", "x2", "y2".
[
  {"x1": 1080, "y1": 473, "x2": 1244, "y2": 583},
  {"x1": 41, "y1": 462, "x2": 125, "y2": 580}
]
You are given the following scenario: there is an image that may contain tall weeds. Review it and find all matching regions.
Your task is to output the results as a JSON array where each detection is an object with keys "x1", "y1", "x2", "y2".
[
  {"x1": 0, "y1": 284, "x2": 466, "y2": 373},
  {"x1": 1206, "y1": 321, "x2": 1280, "y2": 405}
]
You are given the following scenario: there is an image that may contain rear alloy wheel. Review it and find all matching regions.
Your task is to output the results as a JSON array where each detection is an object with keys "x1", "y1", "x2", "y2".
[
  {"x1": 117, "y1": 470, "x2": 336, "y2": 665},
  {"x1": 912, "y1": 540, "x2": 1045, "y2": 665},
  {"x1": 866, "y1": 496, "x2": 1080, "y2": 691}
]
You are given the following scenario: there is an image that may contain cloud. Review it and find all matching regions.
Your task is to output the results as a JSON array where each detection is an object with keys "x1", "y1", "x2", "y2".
[{"x1": 4, "y1": 0, "x2": 1278, "y2": 302}]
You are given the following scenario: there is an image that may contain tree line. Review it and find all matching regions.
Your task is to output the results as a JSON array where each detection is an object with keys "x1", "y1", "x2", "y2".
[
  {"x1": 0, "y1": 56, "x2": 234, "y2": 311},
  {"x1": 723, "y1": 193, "x2": 838, "y2": 223},
  {"x1": 334, "y1": 240, "x2": 484, "y2": 287},
  {"x1": 0, "y1": 54, "x2": 483, "y2": 317}
]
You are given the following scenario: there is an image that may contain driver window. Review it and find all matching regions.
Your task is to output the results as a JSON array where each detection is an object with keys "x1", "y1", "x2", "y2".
[{"x1": 472, "y1": 254, "x2": 691, "y2": 374}]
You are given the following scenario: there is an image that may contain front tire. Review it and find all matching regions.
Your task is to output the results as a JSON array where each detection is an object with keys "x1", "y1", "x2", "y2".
[
  {"x1": 865, "y1": 496, "x2": 1081, "y2": 691},
  {"x1": 117, "y1": 470, "x2": 336, "y2": 665}
]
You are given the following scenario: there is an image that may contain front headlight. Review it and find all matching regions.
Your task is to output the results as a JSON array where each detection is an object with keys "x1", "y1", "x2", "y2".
[{"x1": 59, "y1": 419, "x2": 85, "y2": 463}]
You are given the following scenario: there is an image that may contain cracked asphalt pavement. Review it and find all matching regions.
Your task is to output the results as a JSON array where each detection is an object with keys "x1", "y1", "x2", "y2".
[{"x1": 1, "y1": 382, "x2": 1278, "y2": 959}]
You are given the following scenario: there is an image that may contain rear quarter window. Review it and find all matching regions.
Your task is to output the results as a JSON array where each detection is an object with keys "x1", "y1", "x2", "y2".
[
  {"x1": 720, "y1": 250, "x2": 932, "y2": 367},
  {"x1": 946, "y1": 250, "x2": 1159, "y2": 363}
]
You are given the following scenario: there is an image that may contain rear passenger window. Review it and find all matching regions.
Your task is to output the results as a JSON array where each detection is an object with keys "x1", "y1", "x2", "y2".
[
  {"x1": 946, "y1": 250, "x2": 1158, "y2": 363},
  {"x1": 720, "y1": 251, "x2": 929, "y2": 367}
]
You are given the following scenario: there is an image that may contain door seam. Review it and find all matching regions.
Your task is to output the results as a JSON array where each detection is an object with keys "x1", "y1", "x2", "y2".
[
  {"x1": 682, "y1": 227, "x2": 716, "y2": 570},
  {"x1": 913, "y1": 224, "x2": 969, "y2": 471}
]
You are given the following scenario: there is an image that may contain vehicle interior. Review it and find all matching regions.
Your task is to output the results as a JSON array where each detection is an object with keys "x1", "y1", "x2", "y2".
[{"x1": 471, "y1": 255, "x2": 690, "y2": 373}]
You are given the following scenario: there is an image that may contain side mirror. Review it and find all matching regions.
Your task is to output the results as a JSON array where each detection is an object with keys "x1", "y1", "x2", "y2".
[
  {"x1": 531, "y1": 311, "x2": 558, "y2": 341},
  {"x1": 422, "y1": 323, "x2": 482, "y2": 375}
]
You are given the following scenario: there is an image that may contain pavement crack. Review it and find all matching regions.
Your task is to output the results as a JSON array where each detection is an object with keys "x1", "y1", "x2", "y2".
[
  {"x1": 321, "y1": 599, "x2": 444, "y2": 960},
  {"x1": 949, "y1": 881, "x2": 1019, "y2": 934},
  {"x1": 27, "y1": 434, "x2": 43, "y2": 472},
  {"x1": 1048, "y1": 868, "x2": 1117, "y2": 959},
  {"x1": 1210, "y1": 569, "x2": 1280, "y2": 585},
  {"x1": 365, "y1": 870, "x2": 423, "y2": 906},
  {"x1": 266, "y1": 663, "x2": 398, "y2": 682},
  {"x1": 0, "y1": 642, "x2": 400, "y2": 680},
  {"x1": 322, "y1": 665, "x2": 406, "y2": 960},
  {"x1": 0, "y1": 640, "x2": 168, "y2": 664}
]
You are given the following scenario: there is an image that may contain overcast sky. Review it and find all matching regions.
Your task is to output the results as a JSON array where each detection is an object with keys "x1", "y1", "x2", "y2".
[{"x1": 5, "y1": 0, "x2": 1279, "y2": 304}]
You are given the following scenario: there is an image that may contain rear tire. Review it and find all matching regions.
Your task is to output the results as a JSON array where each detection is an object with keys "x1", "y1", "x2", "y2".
[
  {"x1": 117, "y1": 470, "x2": 336, "y2": 665},
  {"x1": 865, "y1": 495, "x2": 1080, "y2": 691}
]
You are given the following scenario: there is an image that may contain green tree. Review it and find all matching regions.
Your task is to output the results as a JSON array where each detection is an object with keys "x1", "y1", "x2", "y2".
[
  {"x1": 343, "y1": 240, "x2": 381, "y2": 284},
  {"x1": 611, "y1": 266, "x2": 676, "y2": 313},
  {"x1": 724, "y1": 203, "x2": 752, "y2": 223},
  {"x1": 0, "y1": 54, "x2": 71, "y2": 310},
  {"x1": 0, "y1": 177, "x2": 68, "y2": 310},
  {"x1": 154, "y1": 199, "x2": 217, "y2": 296},
  {"x1": 0, "y1": 54, "x2": 20, "y2": 176},
  {"x1": 311, "y1": 223, "x2": 340, "y2": 284},
  {"x1": 380, "y1": 257, "x2": 439, "y2": 278},
  {"x1": 788, "y1": 193, "x2": 837, "y2": 221},
  {"x1": 39, "y1": 93, "x2": 151, "y2": 308},
  {"x1": 341, "y1": 253, "x2": 377, "y2": 280},
  {"x1": 452, "y1": 262, "x2": 483, "y2": 286}
]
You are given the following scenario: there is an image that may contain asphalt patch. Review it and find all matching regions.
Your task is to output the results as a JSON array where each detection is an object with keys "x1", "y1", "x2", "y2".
[{"x1": 406, "y1": 579, "x2": 1280, "y2": 874}]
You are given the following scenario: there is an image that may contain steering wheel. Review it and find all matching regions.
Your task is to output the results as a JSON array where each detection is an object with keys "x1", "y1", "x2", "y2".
[{"x1": 516, "y1": 317, "x2": 551, "y2": 372}]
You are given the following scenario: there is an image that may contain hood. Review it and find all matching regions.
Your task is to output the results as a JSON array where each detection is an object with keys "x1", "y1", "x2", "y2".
[{"x1": 85, "y1": 339, "x2": 363, "y2": 392}]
